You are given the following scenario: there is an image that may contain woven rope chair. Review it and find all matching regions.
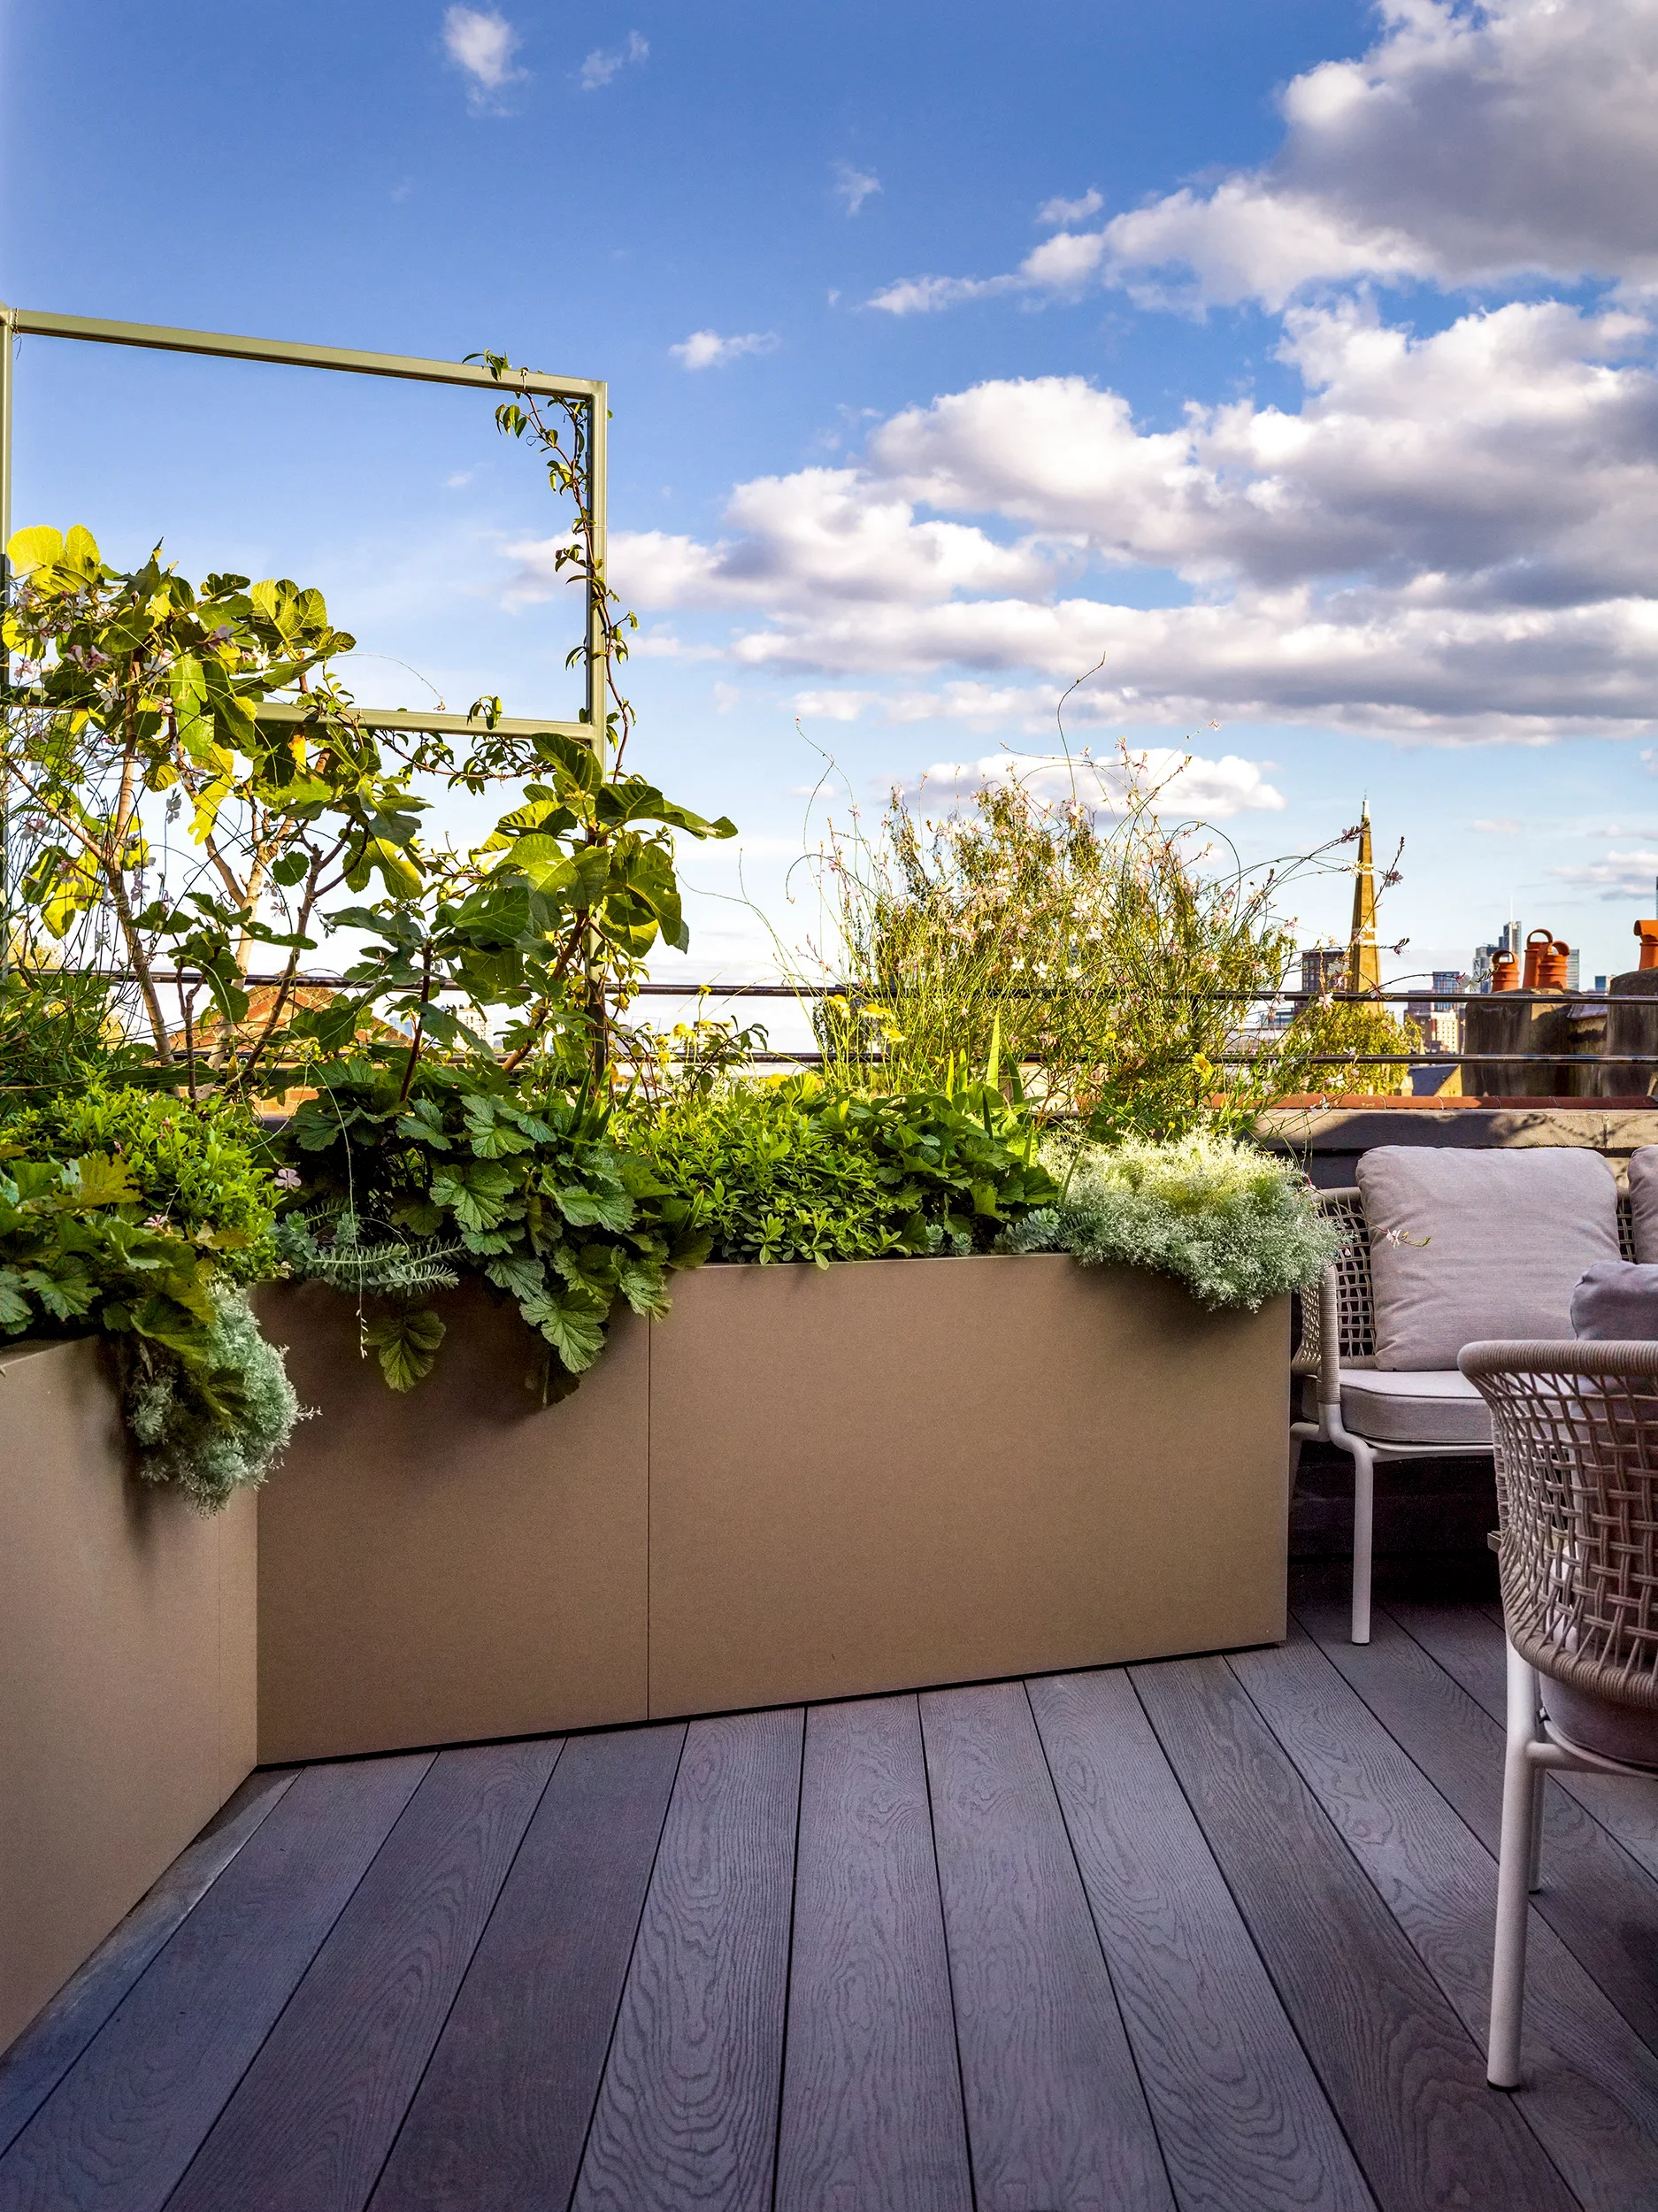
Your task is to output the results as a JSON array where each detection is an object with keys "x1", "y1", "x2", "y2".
[
  {"x1": 1291, "y1": 1188, "x2": 1639, "y2": 1645},
  {"x1": 1459, "y1": 1340, "x2": 1658, "y2": 2090}
]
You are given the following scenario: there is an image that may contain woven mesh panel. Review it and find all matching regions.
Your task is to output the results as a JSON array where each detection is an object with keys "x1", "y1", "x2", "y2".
[
  {"x1": 1467, "y1": 1346, "x2": 1658, "y2": 1712},
  {"x1": 1619, "y1": 1194, "x2": 1637, "y2": 1263},
  {"x1": 1295, "y1": 1188, "x2": 1372, "y2": 1374}
]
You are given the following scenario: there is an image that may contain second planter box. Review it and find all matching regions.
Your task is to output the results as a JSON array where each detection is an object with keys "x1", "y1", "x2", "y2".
[{"x1": 257, "y1": 1255, "x2": 1287, "y2": 1761}]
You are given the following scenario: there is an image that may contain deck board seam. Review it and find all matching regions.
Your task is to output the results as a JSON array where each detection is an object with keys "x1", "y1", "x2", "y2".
[
  {"x1": 764, "y1": 1708, "x2": 808, "y2": 2212},
  {"x1": 563, "y1": 1718, "x2": 694, "y2": 2212},
  {"x1": 914, "y1": 1692, "x2": 982, "y2": 2212},
  {"x1": 1232, "y1": 1639, "x2": 1585, "y2": 2210},
  {"x1": 152, "y1": 1751, "x2": 441, "y2": 2212},
  {"x1": 1124, "y1": 1666, "x2": 1388, "y2": 2211},
  {"x1": 1019, "y1": 1674, "x2": 1183, "y2": 2212},
  {"x1": 355, "y1": 1736, "x2": 572, "y2": 2212}
]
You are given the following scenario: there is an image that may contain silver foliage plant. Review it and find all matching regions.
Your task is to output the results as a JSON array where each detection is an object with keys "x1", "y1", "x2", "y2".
[
  {"x1": 122, "y1": 1289, "x2": 302, "y2": 1509},
  {"x1": 1002, "y1": 1131, "x2": 1339, "y2": 1311}
]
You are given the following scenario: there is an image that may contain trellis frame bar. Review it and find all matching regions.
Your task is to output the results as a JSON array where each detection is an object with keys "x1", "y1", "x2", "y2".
[{"x1": 0, "y1": 303, "x2": 609, "y2": 748}]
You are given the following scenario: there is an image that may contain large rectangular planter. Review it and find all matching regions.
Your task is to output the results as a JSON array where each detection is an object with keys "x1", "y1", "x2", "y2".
[
  {"x1": 648, "y1": 1256, "x2": 1288, "y2": 1714},
  {"x1": 256, "y1": 1282, "x2": 650, "y2": 1763},
  {"x1": 0, "y1": 1340, "x2": 257, "y2": 2052},
  {"x1": 257, "y1": 1258, "x2": 1287, "y2": 1759}
]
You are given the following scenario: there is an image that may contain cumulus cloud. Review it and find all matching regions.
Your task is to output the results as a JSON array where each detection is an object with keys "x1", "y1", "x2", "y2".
[
  {"x1": 834, "y1": 164, "x2": 881, "y2": 216},
  {"x1": 579, "y1": 29, "x2": 647, "y2": 91},
  {"x1": 871, "y1": 1, "x2": 1658, "y2": 314},
  {"x1": 442, "y1": 6, "x2": 525, "y2": 109},
  {"x1": 909, "y1": 748, "x2": 1285, "y2": 819},
  {"x1": 1553, "y1": 849, "x2": 1658, "y2": 899},
  {"x1": 584, "y1": 296, "x2": 1658, "y2": 741},
  {"x1": 1037, "y1": 188, "x2": 1103, "y2": 228},
  {"x1": 669, "y1": 328, "x2": 779, "y2": 371}
]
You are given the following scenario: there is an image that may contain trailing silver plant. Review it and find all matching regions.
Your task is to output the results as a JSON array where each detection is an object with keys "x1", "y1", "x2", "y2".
[{"x1": 1002, "y1": 1130, "x2": 1339, "y2": 1310}]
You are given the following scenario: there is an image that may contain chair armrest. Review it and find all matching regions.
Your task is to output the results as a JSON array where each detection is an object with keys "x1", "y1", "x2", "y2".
[{"x1": 1317, "y1": 1265, "x2": 1341, "y2": 1406}]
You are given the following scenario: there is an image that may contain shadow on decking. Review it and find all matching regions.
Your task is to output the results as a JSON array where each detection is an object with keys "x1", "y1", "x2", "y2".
[{"x1": 2, "y1": 1555, "x2": 1656, "y2": 2212}]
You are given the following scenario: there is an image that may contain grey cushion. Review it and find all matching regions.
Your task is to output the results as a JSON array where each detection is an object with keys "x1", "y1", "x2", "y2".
[
  {"x1": 1543, "y1": 1678, "x2": 1658, "y2": 1767},
  {"x1": 1571, "y1": 1259, "x2": 1658, "y2": 1340},
  {"x1": 1357, "y1": 1146, "x2": 1618, "y2": 1370},
  {"x1": 1628, "y1": 1148, "x2": 1658, "y2": 1263},
  {"x1": 1339, "y1": 1368, "x2": 1492, "y2": 1446}
]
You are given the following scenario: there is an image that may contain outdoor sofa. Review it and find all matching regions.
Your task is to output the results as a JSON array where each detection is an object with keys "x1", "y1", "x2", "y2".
[{"x1": 1292, "y1": 1143, "x2": 1657, "y2": 1642}]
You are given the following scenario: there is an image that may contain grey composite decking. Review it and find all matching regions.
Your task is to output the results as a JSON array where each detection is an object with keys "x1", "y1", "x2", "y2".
[{"x1": 3, "y1": 1573, "x2": 1658, "y2": 2210}]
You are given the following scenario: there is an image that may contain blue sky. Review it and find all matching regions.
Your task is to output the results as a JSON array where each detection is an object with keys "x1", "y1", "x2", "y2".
[{"x1": 6, "y1": 0, "x2": 1658, "y2": 1023}]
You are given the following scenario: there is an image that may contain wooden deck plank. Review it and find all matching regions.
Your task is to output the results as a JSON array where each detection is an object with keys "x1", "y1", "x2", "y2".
[
  {"x1": 1296, "y1": 1593, "x2": 1658, "y2": 2058},
  {"x1": 1386, "y1": 1598, "x2": 1658, "y2": 1886},
  {"x1": 920, "y1": 1678, "x2": 1175, "y2": 2212},
  {"x1": 1235, "y1": 1629, "x2": 1658, "y2": 2212},
  {"x1": 1132, "y1": 1653, "x2": 1575, "y2": 2212},
  {"x1": 0, "y1": 1755, "x2": 431, "y2": 2212},
  {"x1": 772, "y1": 1696, "x2": 971, "y2": 2212},
  {"x1": 571, "y1": 1709, "x2": 802, "y2": 2212},
  {"x1": 166, "y1": 1740, "x2": 560, "y2": 2212},
  {"x1": 1028, "y1": 1667, "x2": 1378, "y2": 2212},
  {"x1": 370, "y1": 1723, "x2": 685, "y2": 2212},
  {"x1": 0, "y1": 1770, "x2": 297, "y2": 2161}
]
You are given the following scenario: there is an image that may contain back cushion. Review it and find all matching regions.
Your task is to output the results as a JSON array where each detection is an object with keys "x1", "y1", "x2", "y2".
[
  {"x1": 1356, "y1": 1145, "x2": 1619, "y2": 1369},
  {"x1": 1627, "y1": 1148, "x2": 1658, "y2": 1263},
  {"x1": 1571, "y1": 1260, "x2": 1658, "y2": 1340}
]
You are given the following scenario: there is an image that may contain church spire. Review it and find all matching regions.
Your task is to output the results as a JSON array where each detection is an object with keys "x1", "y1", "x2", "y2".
[{"x1": 1347, "y1": 800, "x2": 1381, "y2": 993}]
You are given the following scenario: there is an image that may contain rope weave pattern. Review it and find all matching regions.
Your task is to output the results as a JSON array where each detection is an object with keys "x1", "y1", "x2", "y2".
[{"x1": 1463, "y1": 1341, "x2": 1658, "y2": 1712}]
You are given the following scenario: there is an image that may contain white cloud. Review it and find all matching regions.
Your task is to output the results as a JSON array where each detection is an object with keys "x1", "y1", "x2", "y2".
[
  {"x1": 581, "y1": 295, "x2": 1658, "y2": 741},
  {"x1": 579, "y1": 29, "x2": 647, "y2": 91},
  {"x1": 871, "y1": 1, "x2": 1658, "y2": 314},
  {"x1": 909, "y1": 748, "x2": 1286, "y2": 819},
  {"x1": 1472, "y1": 818, "x2": 1524, "y2": 834},
  {"x1": 793, "y1": 689, "x2": 880, "y2": 722},
  {"x1": 1037, "y1": 188, "x2": 1103, "y2": 228},
  {"x1": 442, "y1": 6, "x2": 525, "y2": 109},
  {"x1": 669, "y1": 328, "x2": 779, "y2": 371},
  {"x1": 1553, "y1": 849, "x2": 1658, "y2": 900},
  {"x1": 608, "y1": 469, "x2": 1067, "y2": 610},
  {"x1": 834, "y1": 164, "x2": 881, "y2": 217}
]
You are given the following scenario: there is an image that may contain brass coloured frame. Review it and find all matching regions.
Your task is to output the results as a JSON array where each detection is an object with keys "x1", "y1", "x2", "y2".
[{"x1": 0, "y1": 303, "x2": 609, "y2": 750}]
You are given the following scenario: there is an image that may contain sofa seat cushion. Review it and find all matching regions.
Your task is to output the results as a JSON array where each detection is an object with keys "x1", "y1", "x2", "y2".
[
  {"x1": 1356, "y1": 1145, "x2": 1619, "y2": 1370},
  {"x1": 1339, "y1": 1368, "x2": 1493, "y2": 1446}
]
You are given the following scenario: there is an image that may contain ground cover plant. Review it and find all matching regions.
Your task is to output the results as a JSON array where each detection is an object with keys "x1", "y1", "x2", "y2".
[
  {"x1": 0, "y1": 1075, "x2": 297, "y2": 1506},
  {"x1": 1003, "y1": 1128, "x2": 1339, "y2": 1310},
  {"x1": 627, "y1": 1061, "x2": 1058, "y2": 1268}
]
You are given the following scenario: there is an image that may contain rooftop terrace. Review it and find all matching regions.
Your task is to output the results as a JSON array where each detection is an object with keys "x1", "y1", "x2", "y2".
[{"x1": 2, "y1": 1563, "x2": 1655, "y2": 2212}]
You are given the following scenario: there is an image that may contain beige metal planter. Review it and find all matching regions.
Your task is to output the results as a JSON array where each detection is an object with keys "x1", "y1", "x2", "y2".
[
  {"x1": 0, "y1": 1340, "x2": 257, "y2": 2052},
  {"x1": 257, "y1": 1258, "x2": 1288, "y2": 1760}
]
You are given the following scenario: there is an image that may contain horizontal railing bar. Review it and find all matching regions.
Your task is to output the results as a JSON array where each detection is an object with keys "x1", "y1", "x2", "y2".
[
  {"x1": 4, "y1": 307, "x2": 601, "y2": 400},
  {"x1": 251, "y1": 703, "x2": 591, "y2": 742}
]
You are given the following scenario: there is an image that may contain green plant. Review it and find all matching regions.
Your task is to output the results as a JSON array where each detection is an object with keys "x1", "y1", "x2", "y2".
[
  {"x1": 122, "y1": 1287, "x2": 300, "y2": 1510},
  {"x1": 1, "y1": 1083, "x2": 282, "y2": 1279},
  {"x1": 1003, "y1": 1129, "x2": 1339, "y2": 1310},
  {"x1": 2, "y1": 524, "x2": 427, "y2": 1071},
  {"x1": 276, "y1": 1056, "x2": 710, "y2": 1396},
  {"x1": 630, "y1": 1068, "x2": 1059, "y2": 1267},
  {"x1": 0, "y1": 1133, "x2": 296, "y2": 1507},
  {"x1": 1280, "y1": 993, "x2": 1421, "y2": 1097},
  {"x1": 809, "y1": 749, "x2": 1368, "y2": 1140}
]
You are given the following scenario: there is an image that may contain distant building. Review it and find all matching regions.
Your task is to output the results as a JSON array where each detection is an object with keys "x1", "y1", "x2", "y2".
[{"x1": 1297, "y1": 947, "x2": 1348, "y2": 1000}]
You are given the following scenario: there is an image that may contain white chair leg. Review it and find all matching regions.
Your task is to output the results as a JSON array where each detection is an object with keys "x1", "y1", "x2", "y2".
[
  {"x1": 1489, "y1": 1643, "x2": 1542, "y2": 2088},
  {"x1": 1350, "y1": 1439, "x2": 1376, "y2": 1645},
  {"x1": 1527, "y1": 1764, "x2": 1547, "y2": 1893}
]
